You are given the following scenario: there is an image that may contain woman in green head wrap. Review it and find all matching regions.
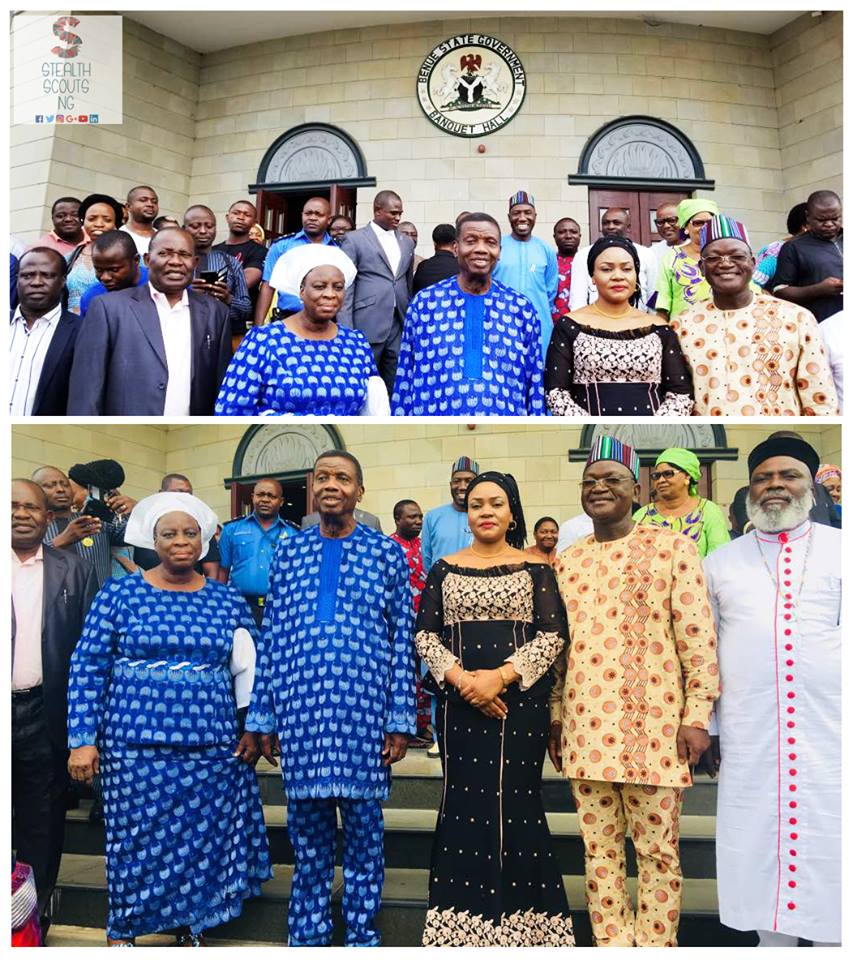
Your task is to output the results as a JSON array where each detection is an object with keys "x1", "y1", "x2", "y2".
[
  {"x1": 654, "y1": 198, "x2": 720, "y2": 322},
  {"x1": 634, "y1": 447, "x2": 730, "y2": 557}
]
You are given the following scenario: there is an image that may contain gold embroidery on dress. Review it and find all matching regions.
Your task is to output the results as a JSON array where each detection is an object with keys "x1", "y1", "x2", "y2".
[{"x1": 422, "y1": 905, "x2": 575, "y2": 947}]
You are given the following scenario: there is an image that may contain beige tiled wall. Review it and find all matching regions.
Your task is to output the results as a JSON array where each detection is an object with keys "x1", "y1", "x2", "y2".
[
  {"x1": 770, "y1": 11, "x2": 843, "y2": 208},
  {"x1": 11, "y1": 14, "x2": 843, "y2": 248},
  {"x1": 12, "y1": 19, "x2": 201, "y2": 238},
  {"x1": 12, "y1": 423, "x2": 841, "y2": 538},
  {"x1": 194, "y1": 15, "x2": 793, "y2": 249}
]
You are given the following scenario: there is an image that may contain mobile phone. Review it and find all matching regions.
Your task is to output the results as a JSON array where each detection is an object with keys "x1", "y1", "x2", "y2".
[{"x1": 199, "y1": 270, "x2": 219, "y2": 284}]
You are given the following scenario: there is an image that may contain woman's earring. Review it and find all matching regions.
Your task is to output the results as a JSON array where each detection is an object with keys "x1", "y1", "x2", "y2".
[{"x1": 508, "y1": 520, "x2": 517, "y2": 532}]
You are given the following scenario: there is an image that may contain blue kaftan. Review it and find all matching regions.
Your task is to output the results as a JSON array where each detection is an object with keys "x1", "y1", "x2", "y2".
[
  {"x1": 66, "y1": 575, "x2": 272, "y2": 941},
  {"x1": 390, "y1": 277, "x2": 545, "y2": 416},
  {"x1": 492, "y1": 234, "x2": 558, "y2": 359},
  {"x1": 246, "y1": 524, "x2": 417, "y2": 796},
  {"x1": 245, "y1": 524, "x2": 416, "y2": 946},
  {"x1": 215, "y1": 323, "x2": 377, "y2": 416}
]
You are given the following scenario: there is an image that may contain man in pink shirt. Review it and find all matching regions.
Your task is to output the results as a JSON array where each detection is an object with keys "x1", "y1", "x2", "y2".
[
  {"x1": 30, "y1": 197, "x2": 87, "y2": 256},
  {"x1": 12, "y1": 479, "x2": 97, "y2": 934}
]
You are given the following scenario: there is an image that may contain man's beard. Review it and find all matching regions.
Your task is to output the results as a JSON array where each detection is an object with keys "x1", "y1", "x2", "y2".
[{"x1": 746, "y1": 487, "x2": 814, "y2": 533}]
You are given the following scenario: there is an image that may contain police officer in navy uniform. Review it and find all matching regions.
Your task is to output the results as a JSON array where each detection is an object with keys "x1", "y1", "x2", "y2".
[{"x1": 217, "y1": 478, "x2": 296, "y2": 626}]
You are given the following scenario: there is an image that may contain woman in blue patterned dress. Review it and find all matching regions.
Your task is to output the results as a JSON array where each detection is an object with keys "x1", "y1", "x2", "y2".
[
  {"x1": 66, "y1": 493, "x2": 271, "y2": 946},
  {"x1": 215, "y1": 244, "x2": 387, "y2": 416}
]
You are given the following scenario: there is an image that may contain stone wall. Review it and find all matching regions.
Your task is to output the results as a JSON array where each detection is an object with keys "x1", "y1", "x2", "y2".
[
  {"x1": 770, "y1": 11, "x2": 843, "y2": 210},
  {"x1": 13, "y1": 424, "x2": 839, "y2": 535},
  {"x1": 11, "y1": 14, "x2": 843, "y2": 249},
  {"x1": 12, "y1": 19, "x2": 201, "y2": 239},
  {"x1": 193, "y1": 15, "x2": 790, "y2": 250}
]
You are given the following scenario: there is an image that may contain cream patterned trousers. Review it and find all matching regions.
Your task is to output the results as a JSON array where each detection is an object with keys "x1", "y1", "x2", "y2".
[{"x1": 571, "y1": 779, "x2": 683, "y2": 947}]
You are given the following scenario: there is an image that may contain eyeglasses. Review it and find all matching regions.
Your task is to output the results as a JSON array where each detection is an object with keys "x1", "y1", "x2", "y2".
[
  {"x1": 701, "y1": 254, "x2": 752, "y2": 267},
  {"x1": 689, "y1": 218, "x2": 713, "y2": 228},
  {"x1": 654, "y1": 216, "x2": 679, "y2": 227},
  {"x1": 650, "y1": 469, "x2": 682, "y2": 481},
  {"x1": 580, "y1": 476, "x2": 634, "y2": 491}
]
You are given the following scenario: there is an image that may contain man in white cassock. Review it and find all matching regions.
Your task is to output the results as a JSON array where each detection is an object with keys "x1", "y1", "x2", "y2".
[{"x1": 702, "y1": 436, "x2": 840, "y2": 947}]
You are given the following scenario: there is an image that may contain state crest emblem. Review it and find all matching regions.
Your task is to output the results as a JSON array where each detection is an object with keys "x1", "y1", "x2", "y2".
[{"x1": 417, "y1": 34, "x2": 526, "y2": 137}]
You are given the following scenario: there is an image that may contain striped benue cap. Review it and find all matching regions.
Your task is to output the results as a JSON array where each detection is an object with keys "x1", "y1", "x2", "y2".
[
  {"x1": 509, "y1": 191, "x2": 534, "y2": 209},
  {"x1": 699, "y1": 214, "x2": 751, "y2": 251},
  {"x1": 451, "y1": 456, "x2": 479, "y2": 476},
  {"x1": 586, "y1": 435, "x2": 640, "y2": 481}
]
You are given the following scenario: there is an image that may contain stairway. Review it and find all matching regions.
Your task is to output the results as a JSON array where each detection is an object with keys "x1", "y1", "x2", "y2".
[{"x1": 51, "y1": 753, "x2": 756, "y2": 946}]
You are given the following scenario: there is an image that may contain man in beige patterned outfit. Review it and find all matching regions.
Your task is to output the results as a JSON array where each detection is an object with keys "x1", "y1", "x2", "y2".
[{"x1": 549, "y1": 436, "x2": 720, "y2": 947}]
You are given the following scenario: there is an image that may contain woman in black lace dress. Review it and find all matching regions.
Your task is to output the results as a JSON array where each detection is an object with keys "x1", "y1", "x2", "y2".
[
  {"x1": 545, "y1": 236, "x2": 694, "y2": 416},
  {"x1": 415, "y1": 472, "x2": 574, "y2": 946}
]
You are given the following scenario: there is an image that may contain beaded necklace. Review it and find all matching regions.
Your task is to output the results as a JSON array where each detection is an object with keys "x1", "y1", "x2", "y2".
[{"x1": 754, "y1": 525, "x2": 814, "y2": 604}]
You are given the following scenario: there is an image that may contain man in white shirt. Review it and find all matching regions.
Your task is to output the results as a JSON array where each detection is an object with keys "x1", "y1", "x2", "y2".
[
  {"x1": 12, "y1": 479, "x2": 97, "y2": 931},
  {"x1": 9, "y1": 248, "x2": 80, "y2": 416},
  {"x1": 569, "y1": 207, "x2": 658, "y2": 313},
  {"x1": 818, "y1": 310, "x2": 843, "y2": 411},
  {"x1": 339, "y1": 190, "x2": 415, "y2": 392},
  {"x1": 67, "y1": 229, "x2": 231, "y2": 415},
  {"x1": 120, "y1": 184, "x2": 159, "y2": 255},
  {"x1": 648, "y1": 200, "x2": 683, "y2": 289}
]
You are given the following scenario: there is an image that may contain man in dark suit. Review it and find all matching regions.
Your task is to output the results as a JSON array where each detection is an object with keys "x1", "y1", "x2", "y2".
[
  {"x1": 9, "y1": 248, "x2": 80, "y2": 416},
  {"x1": 412, "y1": 223, "x2": 458, "y2": 294},
  {"x1": 12, "y1": 479, "x2": 97, "y2": 931},
  {"x1": 338, "y1": 190, "x2": 415, "y2": 392},
  {"x1": 66, "y1": 228, "x2": 231, "y2": 415}
]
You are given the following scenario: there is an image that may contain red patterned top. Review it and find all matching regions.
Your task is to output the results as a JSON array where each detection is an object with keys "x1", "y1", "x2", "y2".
[
  {"x1": 390, "y1": 533, "x2": 426, "y2": 612},
  {"x1": 552, "y1": 254, "x2": 574, "y2": 322}
]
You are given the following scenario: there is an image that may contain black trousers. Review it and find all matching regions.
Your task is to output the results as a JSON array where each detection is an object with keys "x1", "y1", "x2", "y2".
[
  {"x1": 244, "y1": 595, "x2": 265, "y2": 629},
  {"x1": 12, "y1": 689, "x2": 69, "y2": 924},
  {"x1": 371, "y1": 316, "x2": 403, "y2": 395}
]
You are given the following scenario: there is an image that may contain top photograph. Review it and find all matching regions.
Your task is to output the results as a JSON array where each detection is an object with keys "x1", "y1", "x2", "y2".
[{"x1": 9, "y1": 9, "x2": 842, "y2": 419}]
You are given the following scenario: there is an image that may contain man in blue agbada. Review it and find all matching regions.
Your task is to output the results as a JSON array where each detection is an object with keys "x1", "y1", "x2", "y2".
[
  {"x1": 246, "y1": 451, "x2": 416, "y2": 947},
  {"x1": 391, "y1": 212, "x2": 545, "y2": 416},
  {"x1": 493, "y1": 190, "x2": 559, "y2": 360}
]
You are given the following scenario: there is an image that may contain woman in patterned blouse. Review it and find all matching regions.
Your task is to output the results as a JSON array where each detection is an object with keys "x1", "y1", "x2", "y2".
[
  {"x1": 633, "y1": 448, "x2": 730, "y2": 558},
  {"x1": 215, "y1": 244, "x2": 387, "y2": 416},
  {"x1": 415, "y1": 472, "x2": 574, "y2": 946},
  {"x1": 545, "y1": 236, "x2": 694, "y2": 416}
]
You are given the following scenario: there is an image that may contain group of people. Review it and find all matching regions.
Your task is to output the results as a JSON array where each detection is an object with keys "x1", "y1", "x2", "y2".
[
  {"x1": 11, "y1": 433, "x2": 840, "y2": 947},
  {"x1": 11, "y1": 185, "x2": 842, "y2": 418}
]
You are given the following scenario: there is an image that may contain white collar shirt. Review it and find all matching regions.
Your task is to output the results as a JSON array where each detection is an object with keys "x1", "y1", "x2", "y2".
[
  {"x1": 149, "y1": 283, "x2": 192, "y2": 416},
  {"x1": 370, "y1": 220, "x2": 401, "y2": 276},
  {"x1": 9, "y1": 304, "x2": 62, "y2": 416},
  {"x1": 11, "y1": 546, "x2": 45, "y2": 690}
]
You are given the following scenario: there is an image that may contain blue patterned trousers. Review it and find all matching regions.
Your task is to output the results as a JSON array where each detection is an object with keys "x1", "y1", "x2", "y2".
[{"x1": 286, "y1": 797, "x2": 384, "y2": 947}]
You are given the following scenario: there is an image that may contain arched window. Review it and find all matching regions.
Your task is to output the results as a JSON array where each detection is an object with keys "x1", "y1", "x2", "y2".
[
  {"x1": 249, "y1": 124, "x2": 376, "y2": 242},
  {"x1": 570, "y1": 115, "x2": 713, "y2": 191}
]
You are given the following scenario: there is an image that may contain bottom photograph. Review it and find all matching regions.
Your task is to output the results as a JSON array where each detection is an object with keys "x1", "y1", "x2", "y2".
[{"x1": 10, "y1": 421, "x2": 841, "y2": 948}]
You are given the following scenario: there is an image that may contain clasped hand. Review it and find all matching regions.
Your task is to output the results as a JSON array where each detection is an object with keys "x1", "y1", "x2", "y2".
[{"x1": 457, "y1": 669, "x2": 508, "y2": 720}]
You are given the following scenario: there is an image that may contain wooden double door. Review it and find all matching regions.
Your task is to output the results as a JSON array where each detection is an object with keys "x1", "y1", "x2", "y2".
[
  {"x1": 228, "y1": 472, "x2": 313, "y2": 526},
  {"x1": 588, "y1": 189, "x2": 690, "y2": 245},
  {"x1": 255, "y1": 185, "x2": 357, "y2": 244}
]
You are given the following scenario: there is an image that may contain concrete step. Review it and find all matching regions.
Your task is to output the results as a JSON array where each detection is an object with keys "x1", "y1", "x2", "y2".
[
  {"x1": 65, "y1": 801, "x2": 719, "y2": 878},
  {"x1": 53, "y1": 854, "x2": 756, "y2": 947},
  {"x1": 71, "y1": 753, "x2": 718, "y2": 814},
  {"x1": 45, "y1": 925, "x2": 280, "y2": 947}
]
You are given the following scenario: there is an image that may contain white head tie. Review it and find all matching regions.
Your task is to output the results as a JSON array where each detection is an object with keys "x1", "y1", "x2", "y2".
[
  {"x1": 269, "y1": 243, "x2": 357, "y2": 296},
  {"x1": 125, "y1": 492, "x2": 219, "y2": 556}
]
